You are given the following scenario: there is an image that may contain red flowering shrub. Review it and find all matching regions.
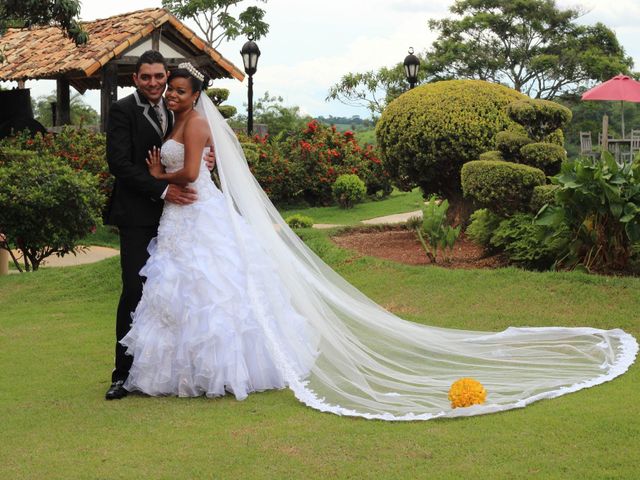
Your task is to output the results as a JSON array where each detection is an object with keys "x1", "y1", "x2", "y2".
[
  {"x1": 239, "y1": 133, "x2": 304, "y2": 204},
  {"x1": 0, "y1": 127, "x2": 111, "y2": 197},
  {"x1": 276, "y1": 120, "x2": 392, "y2": 205}
]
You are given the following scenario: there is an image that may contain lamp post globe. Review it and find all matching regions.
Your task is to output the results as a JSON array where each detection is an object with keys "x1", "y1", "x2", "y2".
[
  {"x1": 241, "y1": 38, "x2": 261, "y2": 135},
  {"x1": 403, "y1": 47, "x2": 420, "y2": 89}
]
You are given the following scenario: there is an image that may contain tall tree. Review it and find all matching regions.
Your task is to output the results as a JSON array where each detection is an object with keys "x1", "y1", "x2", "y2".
[
  {"x1": 425, "y1": 0, "x2": 633, "y2": 99},
  {"x1": 162, "y1": 0, "x2": 268, "y2": 48},
  {"x1": 326, "y1": 59, "x2": 428, "y2": 119},
  {"x1": 0, "y1": 0, "x2": 87, "y2": 45}
]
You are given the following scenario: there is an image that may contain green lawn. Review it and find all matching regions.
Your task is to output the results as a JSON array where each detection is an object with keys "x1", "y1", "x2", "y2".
[
  {"x1": 1, "y1": 228, "x2": 638, "y2": 479},
  {"x1": 280, "y1": 188, "x2": 424, "y2": 226}
]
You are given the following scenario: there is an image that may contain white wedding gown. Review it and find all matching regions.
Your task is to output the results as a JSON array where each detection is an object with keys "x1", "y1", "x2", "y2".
[
  {"x1": 121, "y1": 95, "x2": 637, "y2": 421},
  {"x1": 121, "y1": 140, "x2": 316, "y2": 399}
]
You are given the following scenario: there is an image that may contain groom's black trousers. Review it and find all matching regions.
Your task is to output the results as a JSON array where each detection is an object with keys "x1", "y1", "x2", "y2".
[{"x1": 112, "y1": 225, "x2": 158, "y2": 383}]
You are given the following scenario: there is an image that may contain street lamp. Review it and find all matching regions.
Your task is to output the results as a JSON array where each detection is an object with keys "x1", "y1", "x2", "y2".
[
  {"x1": 403, "y1": 47, "x2": 420, "y2": 89},
  {"x1": 240, "y1": 37, "x2": 261, "y2": 135}
]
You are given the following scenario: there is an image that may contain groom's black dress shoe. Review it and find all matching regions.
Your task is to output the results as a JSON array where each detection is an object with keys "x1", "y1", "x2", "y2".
[{"x1": 105, "y1": 380, "x2": 128, "y2": 400}]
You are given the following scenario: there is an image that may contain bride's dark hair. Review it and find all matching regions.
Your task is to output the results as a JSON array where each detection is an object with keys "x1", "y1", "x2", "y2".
[{"x1": 169, "y1": 65, "x2": 211, "y2": 104}]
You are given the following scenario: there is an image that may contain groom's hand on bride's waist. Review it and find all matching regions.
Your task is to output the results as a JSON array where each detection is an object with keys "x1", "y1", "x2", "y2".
[
  {"x1": 164, "y1": 185, "x2": 197, "y2": 205},
  {"x1": 204, "y1": 145, "x2": 215, "y2": 171}
]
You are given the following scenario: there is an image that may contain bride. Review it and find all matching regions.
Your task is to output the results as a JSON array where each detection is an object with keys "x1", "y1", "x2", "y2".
[{"x1": 121, "y1": 63, "x2": 637, "y2": 421}]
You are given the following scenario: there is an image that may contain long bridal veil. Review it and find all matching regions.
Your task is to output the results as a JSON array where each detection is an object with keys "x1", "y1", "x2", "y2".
[{"x1": 196, "y1": 94, "x2": 637, "y2": 420}]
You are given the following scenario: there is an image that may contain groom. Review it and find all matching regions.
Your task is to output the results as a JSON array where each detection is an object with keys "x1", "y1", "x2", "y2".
[{"x1": 104, "y1": 50, "x2": 213, "y2": 400}]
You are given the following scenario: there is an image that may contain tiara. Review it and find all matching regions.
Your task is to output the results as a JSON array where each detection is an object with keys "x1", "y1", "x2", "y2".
[{"x1": 178, "y1": 62, "x2": 204, "y2": 82}]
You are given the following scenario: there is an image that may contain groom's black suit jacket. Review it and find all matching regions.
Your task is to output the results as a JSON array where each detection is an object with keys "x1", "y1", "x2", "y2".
[{"x1": 105, "y1": 90, "x2": 174, "y2": 227}]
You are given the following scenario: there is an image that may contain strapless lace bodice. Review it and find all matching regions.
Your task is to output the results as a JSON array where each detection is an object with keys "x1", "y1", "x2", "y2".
[{"x1": 161, "y1": 139, "x2": 217, "y2": 201}]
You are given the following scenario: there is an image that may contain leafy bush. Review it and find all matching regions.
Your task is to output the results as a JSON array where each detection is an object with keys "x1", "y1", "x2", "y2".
[
  {"x1": 278, "y1": 120, "x2": 392, "y2": 205},
  {"x1": 495, "y1": 130, "x2": 532, "y2": 160},
  {"x1": 285, "y1": 214, "x2": 314, "y2": 228},
  {"x1": 0, "y1": 147, "x2": 35, "y2": 165},
  {"x1": 479, "y1": 150, "x2": 504, "y2": 161},
  {"x1": 520, "y1": 142, "x2": 566, "y2": 175},
  {"x1": 465, "y1": 208, "x2": 503, "y2": 248},
  {"x1": 536, "y1": 153, "x2": 640, "y2": 272},
  {"x1": 507, "y1": 99, "x2": 572, "y2": 141},
  {"x1": 413, "y1": 196, "x2": 461, "y2": 263},
  {"x1": 241, "y1": 134, "x2": 305, "y2": 204},
  {"x1": 0, "y1": 127, "x2": 111, "y2": 197},
  {"x1": 0, "y1": 154, "x2": 105, "y2": 271},
  {"x1": 491, "y1": 213, "x2": 569, "y2": 270},
  {"x1": 461, "y1": 160, "x2": 547, "y2": 216},
  {"x1": 529, "y1": 184, "x2": 559, "y2": 214},
  {"x1": 376, "y1": 79, "x2": 526, "y2": 198},
  {"x1": 544, "y1": 128, "x2": 565, "y2": 147},
  {"x1": 332, "y1": 174, "x2": 366, "y2": 208}
]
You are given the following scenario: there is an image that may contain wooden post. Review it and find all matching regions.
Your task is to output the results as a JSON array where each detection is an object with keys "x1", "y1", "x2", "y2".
[
  {"x1": 0, "y1": 248, "x2": 8, "y2": 275},
  {"x1": 602, "y1": 114, "x2": 609, "y2": 153},
  {"x1": 101, "y1": 62, "x2": 119, "y2": 132},
  {"x1": 56, "y1": 78, "x2": 71, "y2": 125},
  {"x1": 152, "y1": 28, "x2": 161, "y2": 51}
]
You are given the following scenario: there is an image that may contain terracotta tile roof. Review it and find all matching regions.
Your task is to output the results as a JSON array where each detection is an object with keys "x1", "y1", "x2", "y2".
[{"x1": 0, "y1": 8, "x2": 245, "y2": 87}]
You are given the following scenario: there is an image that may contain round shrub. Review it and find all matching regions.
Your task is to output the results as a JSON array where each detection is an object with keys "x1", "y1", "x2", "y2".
[
  {"x1": 529, "y1": 184, "x2": 559, "y2": 214},
  {"x1": 479, "y1": 150, "x2": 504, "y2": 162},
  {"x1": 285, "y1": 214, "x2": 314, "y2": 228},
  {"x1": 520, "y1": 142, "x2": 566, "y2": 175},
  {"x1": 376, "y1": 79, "x2": 526, "y2": 198},
  {"x1": 495, "y1": 130, "x2": 533, "y2": 161},
  {"x1": 332, "y1": 174, "x2": 366, "y2": 209},
  {"x1": 0, "y1": 154, "x2": 105, "y2": 271},
  {"x1": 507, "y1": 99, "x2": 572, "y2": 141},
  {"x1": 544, "y1": 128, "x2": 565, "y2": 147},
  {"x1": 461, "y1": 160, "x2": 546, "y2": 216}
]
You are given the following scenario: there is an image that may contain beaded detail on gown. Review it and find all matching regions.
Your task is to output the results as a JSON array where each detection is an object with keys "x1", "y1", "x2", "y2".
[{"x1": 121, "y1": 140, "x2": 316, "y2": 399}]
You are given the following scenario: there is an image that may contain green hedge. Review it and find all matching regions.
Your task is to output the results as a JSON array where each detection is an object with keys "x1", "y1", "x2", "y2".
[
  {"x1": 495, "y1": 131, "x2": 533, "y2": 160},
  {"x1": 461, "y1": 160, "x2": 546, "y2": 216},
  {"x1": 507, "y1": 99, "x2": 572, "y2": 141},
  {"x1": 479, "y1": 150, "x2": 504, "y2": 161},
  {"x1": 520, "y1": 142, "x2": 566, "y2": 175},
  {"x1": 376, "y1": 79, "x2": 526, "y2": 197},
  {"x1": 529, "y1": 184, "x2": 559, "y2": 214}
]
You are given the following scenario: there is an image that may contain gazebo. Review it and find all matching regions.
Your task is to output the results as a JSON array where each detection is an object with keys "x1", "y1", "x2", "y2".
[{"x1": 0, "y1": 8, "x2": 245, "y2": 131}]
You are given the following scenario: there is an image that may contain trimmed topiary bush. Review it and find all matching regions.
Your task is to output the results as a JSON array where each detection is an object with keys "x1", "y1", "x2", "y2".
[
  {"x1": 332, "y1": 173, "x2": 366, "y2": 208},
  {"x1": 376, "y1": 79, "x2": 527, "y2": 199},
  {"x1": 520, "y1": 142, "x2": 566, "y2": 175},
  {"x1": 543, "y1": 128, "x2": 565, "y2": 147},
  {"x1": 285, "y1": 214, "x2": 314, "y2": 228},
  {"x1": 461, "y1": 160, "x2": 546, "y2": 217},
  {"x1": 529, "y1": 184, "x2": 559, "y2": 214},
  {"x1": 507, "y1": 99, "x2": 572, "y2": 141},
  {"x1": 479, "y1": 150, "x2": 504, "y2": 161},
  {"x1": 495, "y1": 130, "x2": 533, "y2": 160}
]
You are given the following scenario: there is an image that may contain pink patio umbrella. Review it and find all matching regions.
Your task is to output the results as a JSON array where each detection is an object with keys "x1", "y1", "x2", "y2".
[{"x1": 582, "y1": 74, "x2": 640, "y2": 138}]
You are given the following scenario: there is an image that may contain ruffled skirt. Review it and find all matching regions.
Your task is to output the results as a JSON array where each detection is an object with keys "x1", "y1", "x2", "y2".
[{"x1": 121, "y1": 186, "x2": 315, "y2": 399}]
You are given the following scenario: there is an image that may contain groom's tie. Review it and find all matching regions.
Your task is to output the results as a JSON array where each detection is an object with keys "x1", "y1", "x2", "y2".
[{"x1": 153, "y1": 103, "x2": 166, "y2": 135}]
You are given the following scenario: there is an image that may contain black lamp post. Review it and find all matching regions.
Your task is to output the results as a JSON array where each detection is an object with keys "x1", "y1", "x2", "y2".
[
  {"x1": 403, "y1": 47, "x2": 420, "y2": 89},
  {"x1": 240, "y1": 37, "x2": 261, "y2": 135}
]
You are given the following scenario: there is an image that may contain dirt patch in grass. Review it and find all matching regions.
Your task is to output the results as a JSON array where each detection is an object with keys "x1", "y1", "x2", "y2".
[{"x1": 331, "y1": 227, "x2": 507, "y2": 269}]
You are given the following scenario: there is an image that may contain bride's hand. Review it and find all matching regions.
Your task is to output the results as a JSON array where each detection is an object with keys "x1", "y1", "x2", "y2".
[{"x1": 146, "y1": 146, "x2": 164, "y2": 178}]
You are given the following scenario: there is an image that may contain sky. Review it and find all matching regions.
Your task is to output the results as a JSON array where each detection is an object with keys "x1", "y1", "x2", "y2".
[{"x1": 3, "y1": 0, "x2": 640, "y2": 120}]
